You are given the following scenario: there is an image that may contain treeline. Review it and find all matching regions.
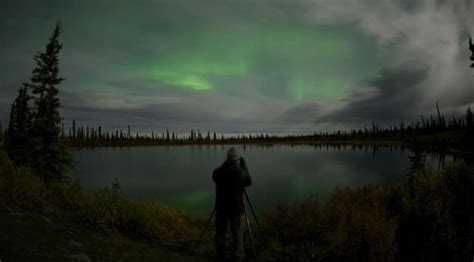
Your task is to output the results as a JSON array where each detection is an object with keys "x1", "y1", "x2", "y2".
[{"x1": 63, "y1": 103, "x2": 473, "y2": 148}]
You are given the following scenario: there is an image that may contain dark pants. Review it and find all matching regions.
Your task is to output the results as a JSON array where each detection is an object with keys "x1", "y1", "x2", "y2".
[{"x1": 215, "y1": 212, "x2": 245, "y2": 262}]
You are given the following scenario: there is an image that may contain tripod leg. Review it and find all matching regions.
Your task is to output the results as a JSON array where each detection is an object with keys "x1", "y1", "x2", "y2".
[
  {"x1": 244, "y1": 189, "x2": 261, "y2": 230},
  {"x1": 193, "y1": 209, "x2": 215, "y2": 256},
  {"x1": 243, "y1": 205, "x2": 257, "y2": 258}
]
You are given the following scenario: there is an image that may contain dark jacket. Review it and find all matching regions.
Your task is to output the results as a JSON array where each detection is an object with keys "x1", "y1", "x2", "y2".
[{"x1": 212, "y1": 158, "x2": 252, "y2": 215}]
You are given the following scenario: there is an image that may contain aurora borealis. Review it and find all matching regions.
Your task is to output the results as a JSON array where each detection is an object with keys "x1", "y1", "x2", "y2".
[{"x1": 1, "y1": 0, "x2": 473, "y2": 134}]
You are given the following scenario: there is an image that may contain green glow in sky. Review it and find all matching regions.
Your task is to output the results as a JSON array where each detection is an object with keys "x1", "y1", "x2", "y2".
[
  {"x1": 150, "y1": 70, "x2": 213, "y2": 91},
  {"x1": 132, "y1": 23, "x2": 378, "y2": 100},
  {"x1": 0, "y1": 0, "x2": 384, "y2": 132},
  {"x1": 2, "y1": 0, "x2": 469, "y2": 133}
]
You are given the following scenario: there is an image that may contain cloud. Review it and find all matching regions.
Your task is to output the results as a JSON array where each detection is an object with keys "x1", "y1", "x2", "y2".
[
  {"x1": 309, "y1": 0, "x2": 474, "y2": 126},
  {"x1": 321, "y1": 66, "x2": 428, "y2": 125},
  {"x1": 1, "y1": 0, "x2": 473, "y2": 133},
  {"x1": 59, "y1": 78, "x2": 298, "y2": 133}
]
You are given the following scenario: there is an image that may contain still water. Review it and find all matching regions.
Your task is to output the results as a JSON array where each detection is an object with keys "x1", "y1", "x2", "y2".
[{"x1": 71, "y1": 144, "x2": 447, "y2": 216}]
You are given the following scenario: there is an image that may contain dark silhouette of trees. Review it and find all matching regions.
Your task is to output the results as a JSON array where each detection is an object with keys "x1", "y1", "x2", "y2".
[
  {"x1": 469, "y1": 36, "x2": 474, "y2": 67},
  {"x1": 27, "y1": 23, "x2": 71, "y2": 182},
  {"x1": 72, "y1": 120, "x2": 76, "y2": 139},
  {"x1": 6, "y1": 85, "x2": 31, "y2": 165},
  {"x1": 406, "y1": 146, "x2": 425, "y2": 196},
  {"x1": 0, "y1": 121, "x2": 3, "y2": 142},
  {"x1": 467, "y1": 107, "x2": 473, "y2": 130},
  {"x1": 61, "y1": 102, "x2": 472, "y2": 152}
]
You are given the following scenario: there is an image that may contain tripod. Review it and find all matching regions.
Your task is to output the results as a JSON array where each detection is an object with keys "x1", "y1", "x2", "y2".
[{"x1": 193, "y1": 189, "x2": 260, "y2": 257}]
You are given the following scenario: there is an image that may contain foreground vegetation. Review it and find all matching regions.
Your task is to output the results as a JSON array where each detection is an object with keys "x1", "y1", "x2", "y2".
[
  {"x1": 0, "y1": 149, "x2": 197, "y2": 243},
  {"x1": 1, "y1": 146, "x2": 472, "y2": 261},
  {"x1": 260, "y1": 162, "x2": 474, "y2": 261}
]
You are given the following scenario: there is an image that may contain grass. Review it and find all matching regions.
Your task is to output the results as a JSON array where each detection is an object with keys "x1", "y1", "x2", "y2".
[
  {"x1": 0, "y1": 149, "x2": 198, "y2": 242},
  {"x1": 260, "y1": 164, "x2": 474, "y2": 261},
  {"x1": 1, "y1": 146, "x2": 473, "y2": 261},
  {"x1": 81, "y1": 179, "x2": 197, "y2": 240}
]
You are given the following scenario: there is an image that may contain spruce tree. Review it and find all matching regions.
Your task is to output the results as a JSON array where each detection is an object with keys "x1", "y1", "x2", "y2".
[
  {"x1": 72, "y1": 120, "x2": 76, "y2": 139},
  {"x1": 467, "y1": 107, "x2": 473, "y2": 131},
  {"x1": 469, "y1": 37, "x2": 474, "y2": 68},
  {"x1": 6, "y1": 85, "x2": 32, "y2": 165},
  {"x1": 28, "y1": 23, "x2": 72, "y2": 182}
]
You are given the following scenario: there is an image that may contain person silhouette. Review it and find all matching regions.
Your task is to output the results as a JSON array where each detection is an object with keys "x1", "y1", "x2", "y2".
[{"x1": 212, "y1": 148, "x2": 252, "y2": 262}]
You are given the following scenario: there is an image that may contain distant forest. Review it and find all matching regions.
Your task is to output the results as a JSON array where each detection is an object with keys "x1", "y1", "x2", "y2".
[
  {"x1": 3, "y1": 100, "x2": 473, "y2": 151},
  {"x1": 34, "y1": 102, "x2": 470, "y2": 149}
]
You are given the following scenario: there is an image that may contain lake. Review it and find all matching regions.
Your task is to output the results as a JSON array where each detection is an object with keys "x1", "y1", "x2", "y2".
[{"x1": 70, "y1": 144, "x2": 449, "y2": 216}]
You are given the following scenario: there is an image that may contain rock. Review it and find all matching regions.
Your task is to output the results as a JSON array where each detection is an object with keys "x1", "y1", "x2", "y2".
[
  {"x1": 69, "y1": 239, "x2": 84, "y2": 247},
  {"x1": 42, "y1": 216, "x2": 54, "y2": 226},
  {"x1": 64, "y1": 253, "x2": 91, "y2": 262}
]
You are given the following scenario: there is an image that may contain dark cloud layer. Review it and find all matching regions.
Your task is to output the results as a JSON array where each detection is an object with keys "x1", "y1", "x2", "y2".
[{"x1": 324, "y1": 67, "x2": 428, "y2": 125}]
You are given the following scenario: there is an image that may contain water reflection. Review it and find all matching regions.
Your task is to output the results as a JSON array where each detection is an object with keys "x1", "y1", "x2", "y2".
[{"x1": 71, "y1": 144, "x2": 455, "y2": 215}]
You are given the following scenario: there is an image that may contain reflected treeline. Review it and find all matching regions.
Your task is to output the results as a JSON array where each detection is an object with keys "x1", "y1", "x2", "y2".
[
  {"x1": 240, "y1": 141, "x2": 409, "y2": 155},
  {"x1": 240, "y1": 142, "x2": 460, "y2": 168}
]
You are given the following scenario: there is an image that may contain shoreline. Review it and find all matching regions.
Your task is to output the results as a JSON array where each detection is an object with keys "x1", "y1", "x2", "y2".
[{"x1": 69, "y1": 139, "x2": 473, "y2": 157}]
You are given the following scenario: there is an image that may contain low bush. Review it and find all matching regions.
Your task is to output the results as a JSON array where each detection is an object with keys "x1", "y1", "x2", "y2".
[
  {"x1": 261, "y1": 165, "x2": 474, "y2": 261},
  {"x1": 81, "y1": 179, "x2": 196, "y2": 240},
  {"x1": 0, "y1": 149, "x2": 85, "y2": 211},
  {"x1": 0, "y1": 150, "x2": 196, "y2": 241},
  {"x1": 261, "y1": 186, "x2": 399, "y2": 261},
  {"x1": 2, "y1": 148, "x2": 473, "y2": 259}
]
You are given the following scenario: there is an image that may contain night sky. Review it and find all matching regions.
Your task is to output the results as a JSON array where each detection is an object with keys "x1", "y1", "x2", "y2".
[{"x1": 1, "y1": 0, "x2": 473, "y2": 134}]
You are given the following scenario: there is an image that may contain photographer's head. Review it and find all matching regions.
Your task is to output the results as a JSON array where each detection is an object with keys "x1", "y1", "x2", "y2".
[{"x1": 227, "y1": 147, "x2": 240, "y2": 161}]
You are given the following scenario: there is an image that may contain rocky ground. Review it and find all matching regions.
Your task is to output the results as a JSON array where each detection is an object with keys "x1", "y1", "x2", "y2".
[{"x1": 0, "y1": 208, "x2": 216, "y2": 261}]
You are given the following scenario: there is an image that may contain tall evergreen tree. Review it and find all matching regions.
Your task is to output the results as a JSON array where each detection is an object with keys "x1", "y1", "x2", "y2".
[
  {"x1": 28, "y1": 23, "x2": 71, "y2": 182},
  {"x1": 467, "y1": 107, "x2": 473, "y2": 131},
  {"x1": 6, "y1": 85, "x2": 31, "y2": 165},
  {"x1": 72, "y1": 120, "x2": 76, "y2": 139},
  {"x1": 469, "y1": 36, "x2": 474, "y2": 68}
]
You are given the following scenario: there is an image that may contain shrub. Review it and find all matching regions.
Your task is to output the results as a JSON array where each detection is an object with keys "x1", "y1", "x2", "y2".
[
  {"x1": 261, "y1": 165, "x2": 474, "y2": 261},
  {"x1": 0, "y1": 150, "x2": 47, "y2": 208},
  {"x1": 260, "y1": 185, "x2": 410, "y2": 261},
  {"x1": 2, "y1": 147, "x2": 473, "y2": 259},
  {"x1": 81, "y1": 178, "x2": 196, "y2": 241},
  {"x1": 0, "y1": 150, "x2": 197, "y2": 241},
  {"x1": 260, "y1": 195, "x2": 327, "y2": 260},
  {"x1": 325, "y1": 185, "x2": 397, "y2": 261},
  {"x1": 396, "y1": 165, "x2": 474, "y2": 261}
]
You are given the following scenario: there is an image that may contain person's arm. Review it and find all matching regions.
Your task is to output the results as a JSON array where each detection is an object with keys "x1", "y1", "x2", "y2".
[
  {"x1": 240, "y1": 158, "x2": 252, "y2": 187},
  {"x1": 212, "y1": 167, "x2": 220, "y2": 183},
  {"x1": 212, "y1": 168, "x2": 217, "y2": 183}
]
